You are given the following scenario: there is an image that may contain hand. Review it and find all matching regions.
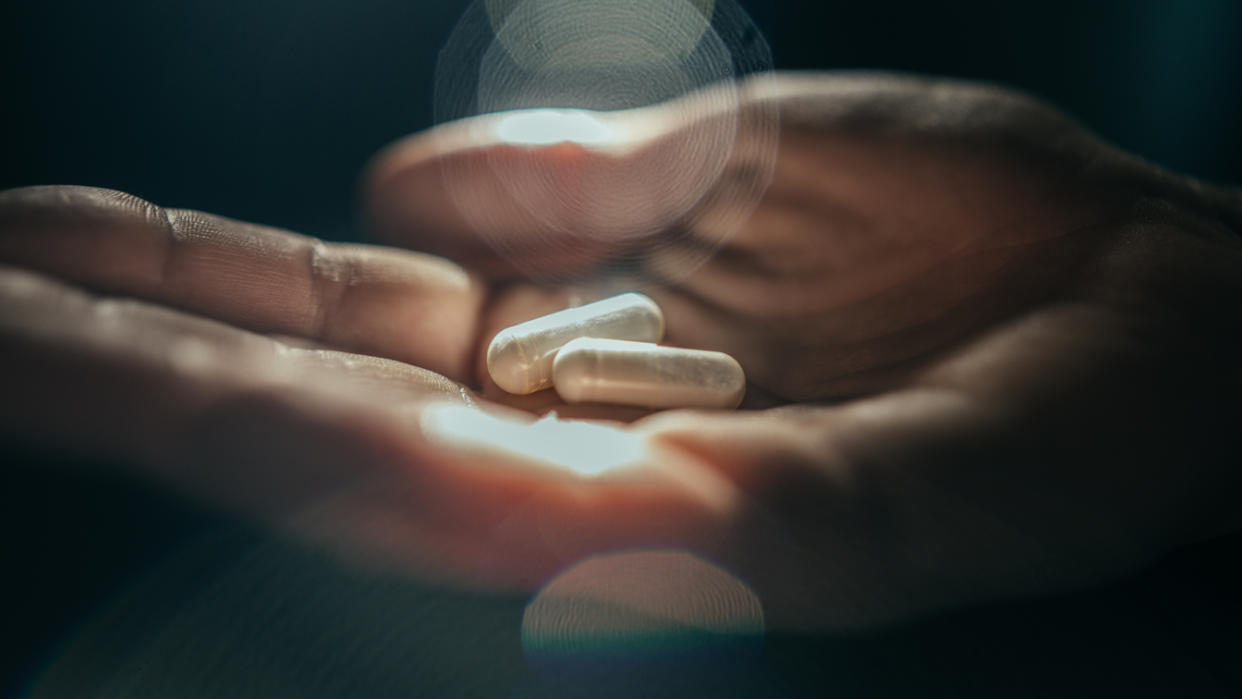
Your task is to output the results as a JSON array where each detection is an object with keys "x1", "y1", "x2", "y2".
[{"x1": 364, "y1": 72, "x2": 1242, "y2": 627}]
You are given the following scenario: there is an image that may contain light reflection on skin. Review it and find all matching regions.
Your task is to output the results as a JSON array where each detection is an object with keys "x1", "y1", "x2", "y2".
[
  {"x1": 493, "y1": 109, "x2": 620, "y2": 147},
  {"x1": 416, "y1": 402, "x2": 740, "y2": 518},
  {"x1": 471, "y1": 107, "x2": 669, "y2": 155},
  {"x1": 419, "y1": 402, "x2": 647, "y2": 476}
]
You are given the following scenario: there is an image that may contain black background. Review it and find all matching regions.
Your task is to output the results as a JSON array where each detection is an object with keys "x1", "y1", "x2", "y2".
[
  {"x1": 3, "y1": 1, "x2": 1241, "y2": 697},
  {"x1": 3, "y1": 0, "x2": 1239, "y2": 239}
]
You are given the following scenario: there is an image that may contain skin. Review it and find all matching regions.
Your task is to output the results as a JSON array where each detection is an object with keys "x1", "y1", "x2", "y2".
[{"x1": 3, "y1": 73, "x2": 1241, "y2": 630}]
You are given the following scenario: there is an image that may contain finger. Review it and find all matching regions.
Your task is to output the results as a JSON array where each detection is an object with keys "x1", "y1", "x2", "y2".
[
  {"x1": 362, "y1": 79, "x2": 773, "y2": 280},
  {"x1": 363, "y1": 127, "x2": 621, "y2": 279},
  {"x1": 0, "y1": 263, "x2": 470, "y2": 462},
  {"x1": 0, "y1": 186, "x2": 486, "y2": 381}
]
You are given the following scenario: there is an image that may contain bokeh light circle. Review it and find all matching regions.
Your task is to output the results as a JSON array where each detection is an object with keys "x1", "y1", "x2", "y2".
[
  {"x1": 435, "y1": 0, "x2": 778, "y2": 282},
  {"x1": 521, "y1": 550, "x2": 764, "y2": 669}
]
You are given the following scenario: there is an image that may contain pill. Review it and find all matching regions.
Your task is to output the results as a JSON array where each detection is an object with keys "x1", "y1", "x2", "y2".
[
  {"x1": 553, "y1": 337, "x2": 746, "y2": 409},
  {"x1": 487, "y1": 292, "x2": 664, "y2": 395}
]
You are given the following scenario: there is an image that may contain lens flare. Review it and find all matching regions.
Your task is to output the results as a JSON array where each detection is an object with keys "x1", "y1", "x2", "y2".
[
  {"x1": 434, "y1": 0, "x2": 778, "y2": 283},
  {"x1": 522, "y1": 550, "x2": 763, "y2": 666}
]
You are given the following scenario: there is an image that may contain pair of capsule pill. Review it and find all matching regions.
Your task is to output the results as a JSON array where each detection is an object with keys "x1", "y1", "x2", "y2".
[{"x1": 486, "y1": 293, "x2": 746, "y2": 410}]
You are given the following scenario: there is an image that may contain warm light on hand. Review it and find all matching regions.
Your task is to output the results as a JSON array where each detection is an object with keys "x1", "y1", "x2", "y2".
[{"x1": 420, "y1": 403, "x2": 647, "y2": 476}]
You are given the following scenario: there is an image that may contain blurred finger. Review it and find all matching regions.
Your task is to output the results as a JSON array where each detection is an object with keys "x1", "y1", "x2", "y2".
[{"x1": 362, "y1": 79, "x2": 774, "y2": 281}]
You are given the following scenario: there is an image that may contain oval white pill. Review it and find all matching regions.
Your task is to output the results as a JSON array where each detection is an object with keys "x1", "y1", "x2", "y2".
[
  {"x1": 553, "y1": 337, "x2": 746, "y2": 409},
  {"x1": 487, "y1": 292, "x2": 664, "y2": 395}
]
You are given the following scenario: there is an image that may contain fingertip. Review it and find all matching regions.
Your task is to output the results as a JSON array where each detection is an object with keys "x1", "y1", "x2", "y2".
[
  {"x1": 361, "y1": 128, "x2": 478, "y2": 255},
  {"x1": 359, "y1": 110, "x2": 694, "y2": 280}
]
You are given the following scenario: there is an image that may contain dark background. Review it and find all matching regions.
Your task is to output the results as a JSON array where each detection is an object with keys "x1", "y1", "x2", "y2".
[
  {"x1": 3, "y1": 1, "x2": 1242, "y2": 697},
  {"x1": 3, "y1": 0, "x2": 1240, "y2": 239}
]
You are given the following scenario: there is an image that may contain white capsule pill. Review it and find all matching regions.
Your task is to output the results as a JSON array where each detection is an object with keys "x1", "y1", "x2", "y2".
[
  {"x1": 487, "y1": 292, "x2": 664, "y2": 395},
  {"x1": 553, "y1": 337, "x2": 746, "y2": 409}
]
